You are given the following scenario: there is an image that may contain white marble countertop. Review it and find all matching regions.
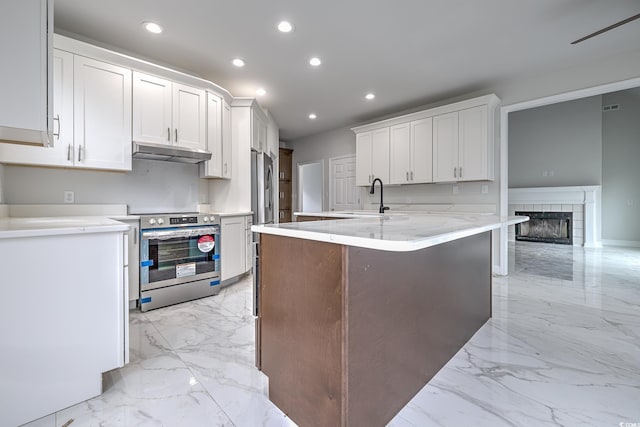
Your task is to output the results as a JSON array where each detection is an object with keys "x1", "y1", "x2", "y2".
[
  {"x1": 253, "y1": 213, "x2": 527, "y2": 252},
  {"x1": 0, "y1": 216, "x2": 130, "y2": 239}
]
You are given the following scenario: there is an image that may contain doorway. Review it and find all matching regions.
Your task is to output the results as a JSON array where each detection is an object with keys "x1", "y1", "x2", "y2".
[{"x1": 298, "y1": 161, "x2": 323, "y2": 212}]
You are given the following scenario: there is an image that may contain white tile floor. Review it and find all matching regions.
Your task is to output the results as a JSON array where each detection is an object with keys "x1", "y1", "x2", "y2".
[{"x1": 23, "y1": 242, "x2": 640, "y2": 427}]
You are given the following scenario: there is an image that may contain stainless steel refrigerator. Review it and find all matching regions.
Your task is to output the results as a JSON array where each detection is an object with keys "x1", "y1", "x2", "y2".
[
  {"x1": 251, "y1": 151, "x2": 274, "y2": 226},
  {"x1": 250, "y1": 150, "x2": 274, "y2": 369}
]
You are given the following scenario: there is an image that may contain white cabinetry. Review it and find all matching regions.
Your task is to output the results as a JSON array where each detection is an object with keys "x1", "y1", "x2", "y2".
[
  {"x1": 133, "y1": 72, "x2": 206, "y2": 151},
  {"x1": 356, "y1": 128, "x2": 389, "y2": 186},
  {"x1": 201, "y1": 94, "x2": 232, "y2": 179},
  {"x1": 221, "y1": 100, "x2": 232, "y2": 178},
  {"x1": 0, "y1": 52, "x2": 132, "y2": 171},
  {"x1": 251, "y1": 107, "x2": 268, "y2": 152},
  {"x1": 0, "y1": 0, "x2": 53, "y2": 146},
  {"x1": 221, "y1": 216, "x2": 247, "y2": 281},
  {"x1": 353, "y1": 94, "x2": 498, "y2": 186},
  {"x1": 389, "y1": 119, "x2": 433, "y2": 184},
  {"x1": 120, "y1": 218, "x2": 140, "y2": 304},
  {"x1": 433, "y1": 105, "x2": 489, "y2": 182},
  {"x1": 74, "y1": 56, "x2": 132, "y2": 171}
]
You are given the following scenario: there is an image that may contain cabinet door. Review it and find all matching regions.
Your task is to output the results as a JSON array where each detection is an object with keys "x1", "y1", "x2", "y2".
[
  {"x1": 279, "y1": 148, "x2": 292, "y2": 181},
  {"x1": 251, "y1": 109, "x2": 266, "y2": 152},
  {"x1": 355, "y1": 131, "x2": 373, "y2": 186},
  {"x1": 0, "y1": 48, "x2": 73, "y2": 166},
  {"x1": 389, "y1": 123, "x2": 410, "y2": 184},
  {"x1": 458, "y1": 105, "x2": 489, "y2": 181},
  {"x1": 0, "y1": 0, "x2": 52, "y2": 146},
  {"x1": 73, "y1": 56, "x2": 132, "y2": 171},
  {"x1": 371, "y1": 128, "x2": 390, "y2": 184},
  {"x1": 202, "y1": 92, "x2": 222, "y2": 177},
  {"x1": 410, "y1": 118, "x2": 433, "y2": 183},
  {"x1": 221, "y1": 100, "x2": 232, "y2": 178},
  {"x1": 172, "y1": 83, "x2": 206, "y2": 151},
  {"x1": 432, "y1": 112, "x2": 458, "y2": 182},
  {"x1": 132, "y1": 72, "x2": 172, "y2": 145},
  {"x1": 221, "y1": 216, "x2": 246, "y2": 281}
]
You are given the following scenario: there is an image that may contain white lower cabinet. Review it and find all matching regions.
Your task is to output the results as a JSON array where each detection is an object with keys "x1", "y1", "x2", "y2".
[
  {"x1": 119, "y1": 218, "x2": 140, "y2": 304},
  {"x1": 221, "y1": 216, "x2": 247, "y2": 281}
]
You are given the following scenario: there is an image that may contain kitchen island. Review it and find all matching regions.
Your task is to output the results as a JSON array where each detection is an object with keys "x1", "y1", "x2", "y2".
[{"x1": 252, "y1": 213, "x2": 526, "y2": 427}]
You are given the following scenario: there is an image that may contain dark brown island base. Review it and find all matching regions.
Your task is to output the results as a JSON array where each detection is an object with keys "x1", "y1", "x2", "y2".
[{"x1": 256, "y1": 230, "x2": 492, "y2": 427}]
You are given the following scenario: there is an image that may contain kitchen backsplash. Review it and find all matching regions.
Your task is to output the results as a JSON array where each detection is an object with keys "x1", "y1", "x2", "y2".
[{"x1": 2, "y1": 159, "x2": 209, "y2": 214}]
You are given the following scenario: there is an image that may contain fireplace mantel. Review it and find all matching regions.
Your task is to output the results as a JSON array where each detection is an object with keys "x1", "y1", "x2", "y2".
[{"x1": 508, "y1": 186, "x2": 601, "y2": 248}]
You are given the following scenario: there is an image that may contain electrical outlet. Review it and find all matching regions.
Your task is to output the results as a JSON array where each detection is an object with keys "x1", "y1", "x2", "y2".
[
  {"x1": 628, "y1": 199, "x2": 634, "y2": 206},
  {"x1": 452, "y1": 185, "x2": 459, "y2": 195},
  {"x1": 481, "y1": 184, "x2": 489, "y2": 194},
  {"x1": 64, "y1": 191, "x2": 75, "y2": 204},
  {"x1": 543, "y1": 171, "x2": 548, "y2": 177},
  {"x1": 549, "y1": 170, "x2": 555, "y2": 177}
]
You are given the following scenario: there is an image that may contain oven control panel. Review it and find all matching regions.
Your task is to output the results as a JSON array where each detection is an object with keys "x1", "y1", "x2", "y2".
[
  {"x1": 170, "y1": 216, "x2": 198, "y2": 225},
  {"x1": 140, "y1": 214, "x2": 219, "y2": 229}
]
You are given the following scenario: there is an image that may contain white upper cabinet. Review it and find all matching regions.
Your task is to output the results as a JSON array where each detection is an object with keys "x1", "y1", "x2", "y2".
[
  {"x1": 458, "y1": 105, "x2": 489, "y2": 181},
  {"x1": 73, "y1": 56, "x2": 132, "y2": 171},
  {"x1": 356, "y1": 128, "x2": 389, "y2": 186},
  {"x1": 410, "y1": 118, "x2": 433, "y2": 183},
  {"x1": 251, "y1": 108, "x2": 267, "y2": 152},
  {"x1": 0, "y1": 51, "x2": 132, "y2": 171},
  {"x1": 432, "y1": 112, "x2": 459, "y2": 182},
  {"x1": 173, "y1": 83, "x2": 206, "y2": 151},
  {"x1": 433, "y1": 105, "x2": 490, "y2": 182},
  {"x1": 0, "y1": 0, "x2": 52, "y2": 146},
  {"x1": 201, "y1": 92, "x2": 223, "y2": 178},
  {"x1": 356, "y1": 131, "x2": 373, "y2": 186},
  {"x1": 221, "y1": 100, "x2": 232, "y2": 178},
  {"x1": 389, "y1": 123, "x2": 411, "y2": 184},
  {"x1": 353, "y1": 94, "x2": 498, "y2": 186},
  {"x1": 0, "y1": 49, "x2": 73, "y2": 166},
  {"x1": 132, "y1": 73, "x2": 172, "y2": 145},
  {"x1": 133, "y1": 72, "x2": 206, "y2": 151}
]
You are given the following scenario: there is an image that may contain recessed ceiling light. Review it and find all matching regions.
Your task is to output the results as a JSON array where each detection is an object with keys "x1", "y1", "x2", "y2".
[
  {"x1": 365, "y1": 93, "x2": 376, "y2": 100},
  {"x1": 256, "y1": 88, "x2": 267, "y2": 96},
  {"x1": 143, "y1": 22, "x2": 163, "y2": 34},
  {"x1": 309, "y1": 57, "x2": 321, "y2": 67},
  {"x1": 308, "y1": 113, "x2": 317, "y2": 120},
  {"x1": 232, "y1": 58, "x2": 245, "y2": 67},
  {"x1": 277, "y1": 21, "x2": 294, "y2": 33}
]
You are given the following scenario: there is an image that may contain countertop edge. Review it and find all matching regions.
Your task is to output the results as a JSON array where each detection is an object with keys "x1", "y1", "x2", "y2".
[
  {"x1": 252, "y1": 215, "x2": 527, "y2": 252},
  {"x1": 0, "y1": 217, "x2": 131, "y2": 240}
]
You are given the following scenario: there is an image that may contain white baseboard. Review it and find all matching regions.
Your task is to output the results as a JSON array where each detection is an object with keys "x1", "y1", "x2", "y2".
[{"x1": 602, "y1": 239, "x2": 640, "y2": 248}]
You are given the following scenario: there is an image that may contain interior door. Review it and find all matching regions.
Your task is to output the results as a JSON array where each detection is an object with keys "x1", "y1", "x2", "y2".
[{"x1": 331, "y1": 155, "x2": 360, "y2": 211}]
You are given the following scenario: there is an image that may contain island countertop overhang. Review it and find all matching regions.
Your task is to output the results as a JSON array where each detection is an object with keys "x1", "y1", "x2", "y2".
[{"x1": 252, "y1": 213, "x2": 528, "y2": 252}]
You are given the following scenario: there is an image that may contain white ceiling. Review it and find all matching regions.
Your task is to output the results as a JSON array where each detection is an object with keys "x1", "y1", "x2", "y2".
[{"x1": 53, "y1": 0, "x2": 640, "y2": 141}]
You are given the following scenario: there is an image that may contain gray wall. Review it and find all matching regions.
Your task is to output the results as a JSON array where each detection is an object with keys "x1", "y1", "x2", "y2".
[
  {"x1": 288, "y1": 126, "x2": 356, "y2": 211},
  {"x1": 508, "y1": 95, "x2": 603, "y2": 187},
  {"x1": 2, "y1": 159, "x2": 209, "y2": 213},
  {"x1": 602, "y1": 88, "x2": 640, "y2": 243}
]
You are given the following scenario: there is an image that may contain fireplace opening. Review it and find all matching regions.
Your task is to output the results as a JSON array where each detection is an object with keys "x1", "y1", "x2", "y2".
[{"x1": 515, "y1": 211, "x2": 573, "y2": 245}]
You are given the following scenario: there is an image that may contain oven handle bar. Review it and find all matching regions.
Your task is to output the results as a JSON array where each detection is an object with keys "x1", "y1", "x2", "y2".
[{"x1": 141, "y1": 227, "x2": 219, "y2": 240}]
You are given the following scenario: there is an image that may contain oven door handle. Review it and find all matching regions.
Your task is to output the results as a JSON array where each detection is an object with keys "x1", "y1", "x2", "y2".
[{"x1": 141, "y1": 227, "x2": 219, "y2": 240}]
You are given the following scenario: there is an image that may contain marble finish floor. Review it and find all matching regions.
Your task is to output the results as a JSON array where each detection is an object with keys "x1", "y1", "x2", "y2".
[{"x1": 24, "y1": 242, "x2": 640, "y2": 426}]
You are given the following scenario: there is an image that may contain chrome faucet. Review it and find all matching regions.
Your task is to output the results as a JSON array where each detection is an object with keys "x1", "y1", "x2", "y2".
[{"x1": 370, "y1": 178, "x2": 389, "y2": 214}]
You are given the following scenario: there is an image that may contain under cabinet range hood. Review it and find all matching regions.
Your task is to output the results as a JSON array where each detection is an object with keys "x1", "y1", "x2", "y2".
[{"x1": 132, "y1": 142, "x2": 212, "y2": 164}]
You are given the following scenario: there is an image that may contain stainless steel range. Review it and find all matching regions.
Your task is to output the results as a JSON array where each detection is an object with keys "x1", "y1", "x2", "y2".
[{"x1": 139, "y1": 213, "x2": 221, "y2": 311}]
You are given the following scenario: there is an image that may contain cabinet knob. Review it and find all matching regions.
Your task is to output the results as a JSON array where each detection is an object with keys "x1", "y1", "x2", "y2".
[{"x1": 53, "y1": 115, "x2": 60, "y2": 139}]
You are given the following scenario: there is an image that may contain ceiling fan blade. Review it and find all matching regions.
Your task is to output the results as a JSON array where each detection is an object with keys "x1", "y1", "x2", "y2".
[{"x1": 571, "y1": 12, "x2": 640, "y2": 44}]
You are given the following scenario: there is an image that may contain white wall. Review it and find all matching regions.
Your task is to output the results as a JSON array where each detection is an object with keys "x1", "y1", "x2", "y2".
[
  {"x1": 508, "y1": 95, "x2": 603, "y2": 188},
  {"x1": 602, "y1": 88, "x2": 640, "y2": 243},
  {"x1": 2, "y1": 159, "x2": 209, "y2": 213},
  {"x1": 208, "y1": 106, "x2": 252, "y2": 212},
  {"x1": 300, "y1": 162, "x2": 323, "y2": 212},
  {"x1": 288, "y1": 126, "x2": 356, "y2": 211}
]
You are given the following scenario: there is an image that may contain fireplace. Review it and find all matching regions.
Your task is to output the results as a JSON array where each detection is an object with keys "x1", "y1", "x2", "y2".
[{"x1": 515, "y1": 211, "x2": 573, "y2": 245}]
